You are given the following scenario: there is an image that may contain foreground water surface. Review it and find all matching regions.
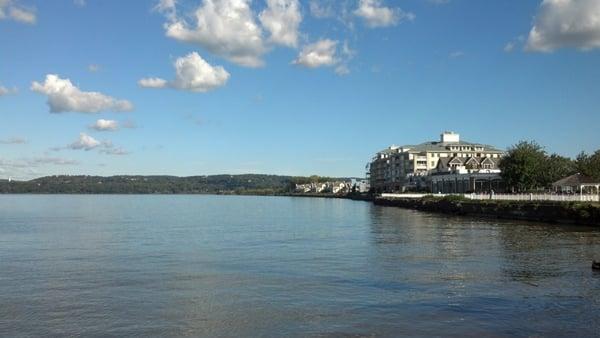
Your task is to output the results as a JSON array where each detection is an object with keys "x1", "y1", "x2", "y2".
[{"x1": 0, "y1": 195, "x2": 599, "y2": 337}]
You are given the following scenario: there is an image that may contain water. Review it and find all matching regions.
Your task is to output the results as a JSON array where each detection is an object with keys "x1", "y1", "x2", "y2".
[{"x1": 0, "y1": 195, "x2": 599, "y2": 337}]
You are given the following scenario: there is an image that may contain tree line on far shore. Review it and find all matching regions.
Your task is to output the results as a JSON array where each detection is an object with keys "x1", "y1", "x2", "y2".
[
  {"x1": 499, "y1": 141, "x2": 600, "y2": 192},
  {"x1": 0, "y1": 174, "x2": 349, "y2": 194}
]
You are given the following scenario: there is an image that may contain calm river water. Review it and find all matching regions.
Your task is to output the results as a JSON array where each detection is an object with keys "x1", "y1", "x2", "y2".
[{"x1": 1, "y1": 195, "x2": 599, "y2": 337}]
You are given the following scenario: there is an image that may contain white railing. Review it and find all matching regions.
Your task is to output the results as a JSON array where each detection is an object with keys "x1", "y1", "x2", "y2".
[
  {"x1": 464, "y1": 193, "x2": 599, "y2": 202},
  {"x1": 380, "y1": 192, "x2": 599, "y2": 202}
]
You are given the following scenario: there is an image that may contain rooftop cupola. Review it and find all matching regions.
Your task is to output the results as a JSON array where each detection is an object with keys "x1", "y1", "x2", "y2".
[{"x1": 440, "y1": 131, "x2": 460, "y2": 143}]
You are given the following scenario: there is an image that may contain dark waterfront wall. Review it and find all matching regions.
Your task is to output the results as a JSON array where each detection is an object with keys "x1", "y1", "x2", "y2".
[{"x1": 374, "y1": 196, "x2": 600, "y2": 226}]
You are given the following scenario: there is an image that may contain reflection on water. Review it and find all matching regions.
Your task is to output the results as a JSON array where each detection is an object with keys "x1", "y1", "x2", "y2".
[{"x1": 0, "y1": 195, "x2": 599, "y2": 337}]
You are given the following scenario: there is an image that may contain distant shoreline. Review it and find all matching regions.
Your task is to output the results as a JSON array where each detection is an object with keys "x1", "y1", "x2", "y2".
[{"x1": 2, "y1": 188, "x2": 598, "y2": 226}]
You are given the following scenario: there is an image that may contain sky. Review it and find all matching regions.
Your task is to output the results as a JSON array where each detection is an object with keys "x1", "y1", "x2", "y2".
[{"x1": 1, "y1": 0, "x2": 600, "y2": 180}]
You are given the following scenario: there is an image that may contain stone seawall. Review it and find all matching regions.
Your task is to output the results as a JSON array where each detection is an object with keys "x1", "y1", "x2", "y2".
[{"x1": 374, "y1": 197, "x2": 600, "y2": 226}]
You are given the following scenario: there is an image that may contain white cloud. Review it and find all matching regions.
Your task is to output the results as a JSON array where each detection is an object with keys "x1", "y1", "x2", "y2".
[
  {"x1": 139, "y1": 52, "x2": 229, "y2": 92},
  {"x1": 69, "y1": 133, "x2": 101, "y2": 151},
  {"x1": 309, "y1": 0, "x2": 334, "y2": 19},
  {"x1": 334, "y1": 64, "x2": 350, "y2": 76},
  {"x1": 259, "y1": 0, "x2": 302, "y2": 48},
  {"x1": 293, "y1": 39, "x2": 339, "y2": 68},
  {"x1": 9, "y1": 6, "x2": 34, "y2": 23},
  {"x1": 0, "y1": 137, "x2": 27, "y2": 144},
  {"x1": 504, "y1": 42, "x2": 515, "y2": 53},
  {"x1": 354, "y1": 0, "x2": 414, "y2": 28},
  {"x1": 88, "y1": 64, "x2": 100, "y2": 72},
  {"x1": 0, "y1": 156, "x2": 79, "y2": 180},
  {"x1": 526, "y1": 0, "x2": 600, "y2": 52},
  {"x1": 0, "y1": 157, "x2": 79, "y2": 168},
  {"x1": 449, "y1": 50, "x2": 464, "y2": 58},
  {"x1": 428, "y1": 0, "x2": 450, "y2": 4},
  {"x1": 32, "y1": 157, "x2": 79, "y2": 165},
  {"x1": 163, "y1": 0, "x2": 267, "y2": 67},
  {"x1": 74, "y1": 0, "x2": 85, "y2": 7},
  {"x1": 0, "y1": 85, "x2": 17, "y2": 96},
  {"x1": 138, "y1": 77, "x2": 168, "y2": 88},
  {"x1": 155, "y1": 0, "x2": 176, "y2": 18},
  {"x1": 90, "y1": 119, "x2": 119, "y2": 131},
  {"x1": 31, "y1": 74, "x2": 134, "y2": 113},
  {"x1": 121, "y1": 120, "x2": 137, "y2": 129},
  {"x1": 0, "y1": 0, "x2": 36, "y2": 24},
  {"x1": 155, "y1": 0, "x2": 176, "y2": 11},
  {"x1": 99, "y1": 147, "x2": 129, "y2": 156},
  {"x1": 63, "y1": 132, "x2": 129, "y2": 155},
  {"x1": 334, "y1": 40, "x2": 355, "y2": 75}
]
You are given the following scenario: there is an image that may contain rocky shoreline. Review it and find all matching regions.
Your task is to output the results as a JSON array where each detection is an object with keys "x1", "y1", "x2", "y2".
[{"x1": 374, "y1": 195, "x2": 600, "y2": 226}]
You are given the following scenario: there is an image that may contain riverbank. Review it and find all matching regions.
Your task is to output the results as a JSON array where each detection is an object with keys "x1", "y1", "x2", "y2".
[{"x1": 374, "y1": 195, "x2": 600, "y2": 226}]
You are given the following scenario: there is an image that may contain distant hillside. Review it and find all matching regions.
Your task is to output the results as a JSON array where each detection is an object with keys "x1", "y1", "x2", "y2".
[{"x1": 0, "y1": 174, "x2": 350, "y2": 194}]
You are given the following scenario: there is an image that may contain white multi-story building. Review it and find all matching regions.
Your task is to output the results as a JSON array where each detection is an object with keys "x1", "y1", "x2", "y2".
[{"x1": 368, "y1": 132, "x2": 505, "y2": 193}]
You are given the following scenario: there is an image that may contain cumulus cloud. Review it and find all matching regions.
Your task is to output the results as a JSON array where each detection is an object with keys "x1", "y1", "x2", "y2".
[
  {"x1": 90, "y1": 119, "x2": 119, "y2": 131},
  {"x1": 61, "y1": 132, "x2": 129, "y2": 155},
  {"x1": 504, "y1": 42, "x2": 515, "y2": 53},
  {"x1": 293, "y1": 39, "x2": 355, "y2": 74},
  {"x1": 526, "y1": 0, "x2": 600, "y2": 52},
  {"x1": 293, "y1": 39, "x2": 339, "y2": 68},
  {"x1": 354, "y1": 0, "x2": 414, "y2": 28},
  {"x1": 163, "y1": 0, "x2": 268, "y2": 67},
  {"x1": 73, "y1": 0, "x2": 85, "y2": 7},
  {"x1": 69, "y1": 132, "x2": 101, "y2": 151},
  {"x1": 0, "y1": 137, "x2": 27, "y2": 144},
  {"x1": 139, "y1": 52, "x2": 229, "y2": 92},
  {"x1": 0, "y1": 0, "x2": 36, "y2": 24},
  {"x1": 259, "y1": 0, "x2": 302, "y2": 48},
  {"x1": 31, "y1": 74, "x2": 134, "y2": 113}
]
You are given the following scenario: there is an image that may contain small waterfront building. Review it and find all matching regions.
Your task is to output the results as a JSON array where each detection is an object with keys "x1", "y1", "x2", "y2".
[
  {"x1": 552, "y1": 173, "x2": 600, "y2": 194},
  {"x1": 367, "y1": 132, "x2": 505, "y2": 193}
]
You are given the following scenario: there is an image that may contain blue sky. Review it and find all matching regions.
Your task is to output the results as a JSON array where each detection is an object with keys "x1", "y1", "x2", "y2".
[{"x1": 1, "y1": 0, "x2": 599, "y2": 179}]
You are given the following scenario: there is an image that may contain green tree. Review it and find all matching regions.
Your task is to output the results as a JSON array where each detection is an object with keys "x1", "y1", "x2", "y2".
[
  {"x1": 576, "y1": 150, "x2": 600, "y2": 180},
  {"x1": 541, "y1": 154, "x2": 576, "y2": 187},
  {"x1": 499, "y1": 141, "x2": 547, "y2": 192}
]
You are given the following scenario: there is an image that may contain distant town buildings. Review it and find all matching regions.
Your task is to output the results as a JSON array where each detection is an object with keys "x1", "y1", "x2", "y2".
[
  {"x1": 295, "y1": 181, "x2": 350, "y2": 194},
  {"x1": 295, "y1": 179, "x2": 370, "y2": 195},
  {"x1": 367, "y1": 132, "x2": 505, "y2": 193},
  {"x1": 351, "y1": 179, "x2": 370, "y2": 193}
]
